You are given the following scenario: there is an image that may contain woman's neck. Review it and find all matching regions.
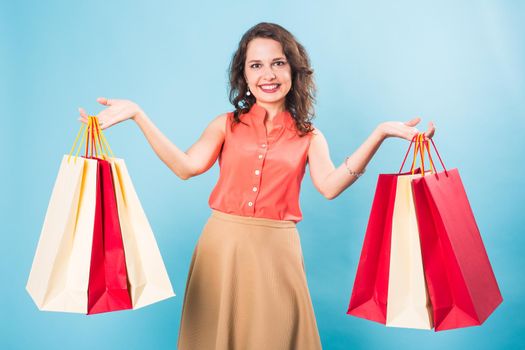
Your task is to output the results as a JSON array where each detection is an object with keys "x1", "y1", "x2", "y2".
[{"x1": 255, "y1": 100, "x2": 285, "y2": 122}]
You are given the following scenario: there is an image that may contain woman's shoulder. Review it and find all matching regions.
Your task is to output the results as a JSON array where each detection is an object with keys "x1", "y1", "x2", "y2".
[
  {"x1": 307, "y1": 125, "x2": 327, "y2": 150},
  {"x1": 214, "y1": 112, "x2": 230, "y2": 122},
  {"x1": 308, "y1": 124, "x2": 323, "y2": 138},
  {"x1": 203, "y1": 112, "x2": 230, "y2": 137},
  {"x1": 215, "y1": 110, "x2": 246, "y2": 132},
  {"x1": 216, "y1": 111, "x2": 237, "y2": 123}
]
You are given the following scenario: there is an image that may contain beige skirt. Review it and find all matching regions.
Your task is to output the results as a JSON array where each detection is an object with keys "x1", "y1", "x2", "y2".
[{"x1": 177, "y1": 210, "x2": 322, "y2": 350}]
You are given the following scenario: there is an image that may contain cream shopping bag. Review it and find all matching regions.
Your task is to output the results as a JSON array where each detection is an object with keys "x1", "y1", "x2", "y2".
[
  {"x1": 386, "y1": 173, "x2": 433, "y2": 329},
  {"x1": 110, "y1": 158, "x2": 175, "y2": 309},
  {"x1": 26, "y1": 155, "x2": 97, "y2": 312}
]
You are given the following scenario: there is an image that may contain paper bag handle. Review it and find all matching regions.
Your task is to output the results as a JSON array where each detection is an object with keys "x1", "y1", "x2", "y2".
[{"x1": 68, "y1": 116, "x2": 114, "y2": 162}]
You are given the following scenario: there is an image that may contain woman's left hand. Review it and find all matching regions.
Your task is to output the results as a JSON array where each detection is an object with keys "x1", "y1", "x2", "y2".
[{"x1": 376, "y1": 117, "x2": 436, "y2": 141}]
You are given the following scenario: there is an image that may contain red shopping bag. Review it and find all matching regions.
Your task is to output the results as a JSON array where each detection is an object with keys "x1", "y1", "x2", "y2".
[
  {"x1": 87, "y1": 157, "x2": 132, "y2": 315},
  {"x1": 411, "y1": 140, "x2": 503, "y2": 331},
  {"x1": 346, "y1": 172, "x2": 396, "y2": 323},
  {"x1": 86, "y1": 119, "x2": 132, "y2": 314},
  {"x1": 347, "y1": 139, "x2": 425, "y2": 324}
]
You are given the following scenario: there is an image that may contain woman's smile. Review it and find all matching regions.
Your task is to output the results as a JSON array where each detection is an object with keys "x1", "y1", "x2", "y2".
[{"x1": 258, "y1": 83, "x2": 281, "y2": 93}]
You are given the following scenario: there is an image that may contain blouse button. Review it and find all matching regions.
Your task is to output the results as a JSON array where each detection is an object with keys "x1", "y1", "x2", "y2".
[
  {"x1": 248, "y1": 201, "x2": 253, "y2": 207},
  {"x1": 261, "y1": 143, "x2": 267, "y2": 148},
  {"x1": 255, "y1": 170, "x2": 260, "y2": 175},
  {"x1": 252, "y1": 187, "x2": 258, "y2": 192},
  {"x1": 258, "y1": 154, "x2": 263, "y2": 159}
]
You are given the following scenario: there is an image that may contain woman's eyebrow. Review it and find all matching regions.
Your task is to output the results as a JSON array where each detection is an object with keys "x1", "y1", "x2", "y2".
[{"x1": 246, "y1": 57, "x2": 287, "y2": 64}]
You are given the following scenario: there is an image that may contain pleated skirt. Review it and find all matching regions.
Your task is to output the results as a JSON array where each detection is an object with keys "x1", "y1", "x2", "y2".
[{"x1": 177, "y1": 210, "x2": 322, "y2": 350}]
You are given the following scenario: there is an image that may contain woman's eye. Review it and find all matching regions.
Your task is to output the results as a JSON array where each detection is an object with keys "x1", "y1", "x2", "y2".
[{"x1": 249, "y1": 61, "x2": 287, "y2": 69}]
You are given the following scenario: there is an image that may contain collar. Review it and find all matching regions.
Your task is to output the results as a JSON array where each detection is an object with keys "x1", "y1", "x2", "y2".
[{"x1": 247, "y1": 103, "x2": 294, "y2": 129}]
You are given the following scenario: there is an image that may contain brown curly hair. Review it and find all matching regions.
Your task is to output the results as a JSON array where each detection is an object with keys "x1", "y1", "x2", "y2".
[{"x1": 228, "y1": 22, "x2": 316, "y2": 136}]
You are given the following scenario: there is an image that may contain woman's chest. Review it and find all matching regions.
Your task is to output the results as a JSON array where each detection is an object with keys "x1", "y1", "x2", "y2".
[{"x1": 221, "y1": 126, "x2": 310, "y2": 173}]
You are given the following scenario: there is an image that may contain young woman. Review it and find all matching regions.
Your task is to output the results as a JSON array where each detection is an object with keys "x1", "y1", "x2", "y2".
[{"x1": 79, "y1": 22, "x2": 435, "y2": 350}]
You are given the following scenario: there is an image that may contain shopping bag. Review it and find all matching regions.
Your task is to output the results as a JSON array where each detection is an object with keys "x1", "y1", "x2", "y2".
[
  {"x1": 26, "y1": 137, "x2": 98, "y2": 312},
  {"x1": 28, "y1": 115, "x2": 174, "y2": 314},
  {"x1": 386, "y1": 174, "x2": 433, "y2": 329},
  {"x1": 110, "y1": 158, "x2": 175, "y2": 309},
  {"x1": 411, "y1": 139, "x2": 503, "y2": 331},
  {"x1": 87, "y1": 158, "x2": 133, "y2": 314},
  {"x1": 346, "y1": 172, "x2": 397, "y2": 324}
]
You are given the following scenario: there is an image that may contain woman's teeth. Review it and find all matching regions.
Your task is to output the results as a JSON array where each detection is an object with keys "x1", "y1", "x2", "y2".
[{"x1": 259, "y1": 84, "x2": 280, "y2": 92}]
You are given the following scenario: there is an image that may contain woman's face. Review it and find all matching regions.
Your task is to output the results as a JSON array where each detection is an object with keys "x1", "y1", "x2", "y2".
[{"x1": 244, "y1": 38, "x2": 292, "y2": 108}]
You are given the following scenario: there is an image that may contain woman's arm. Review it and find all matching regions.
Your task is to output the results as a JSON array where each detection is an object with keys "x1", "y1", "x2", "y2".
[
  {"x1": 79, "y1": 97, "x2": 226, "y2": 180},
  {"x1": 308, "y1": 118, "x2": 435, "y2": 200},
  {"x1": 134, "y1": 111, "x2": 226, "y2": 179}
]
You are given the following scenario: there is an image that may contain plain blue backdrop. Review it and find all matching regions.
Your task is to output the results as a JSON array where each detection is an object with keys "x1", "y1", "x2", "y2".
[{"x1": 1, "y1": 0, "x2": 524, "y2": 349}]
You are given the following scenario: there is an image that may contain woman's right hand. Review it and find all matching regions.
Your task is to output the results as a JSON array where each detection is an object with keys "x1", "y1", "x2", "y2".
[{"x1": 78, "y1": 97, "x2": 144, "y2": 130}]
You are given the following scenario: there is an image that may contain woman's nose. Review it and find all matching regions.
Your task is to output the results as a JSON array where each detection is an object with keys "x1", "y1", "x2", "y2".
[{"x1": 261, "y1": 66, "x2": 277, "y2": 80}]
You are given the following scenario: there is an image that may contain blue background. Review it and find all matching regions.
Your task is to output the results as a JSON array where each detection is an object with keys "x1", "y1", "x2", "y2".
[{"x1": 1, "y1": 0, "x2": 523, "y2": 349}]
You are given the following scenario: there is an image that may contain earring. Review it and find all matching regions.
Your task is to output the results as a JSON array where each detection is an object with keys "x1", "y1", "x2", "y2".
[{"x1": 246, "y1": 88, "x2": 251, "y2": 96}]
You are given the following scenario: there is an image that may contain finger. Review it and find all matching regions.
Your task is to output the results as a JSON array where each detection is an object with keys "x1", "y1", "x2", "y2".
[
  {"x1": 424, "y1": 121, "x2": 436, "y2": 139},
  {"x1": 78, "y1": 117, "x2": 89, "y2": 124},
  {"x1": 96, "y1": 114, "x2": 107, "y2": 129},
  {"x1": 78, "y1": 107, "x2": 89, "y2": 118},
  {"x1": 404, "y1": 117, "x2": 421, "y2": 127},
  {"x1": 99, "y1": 120, "x2": 109, "y2": 130},
  {"x1": 97, "y1": 97, "x2": 111, "y2": 106},
  {"x1": 78, "y1": 108, "x2": 89, "y2": 125},
  {"x1": 95, "y1": 110, "x2": 112, "y2": 130}
]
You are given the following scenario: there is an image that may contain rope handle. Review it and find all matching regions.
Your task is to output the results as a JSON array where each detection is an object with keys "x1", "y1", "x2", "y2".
[
  {"x1": 411, "y1": 134, "x2": 436, "y2": 175},
  {"x1": 67, "y1": 115, "x2": 115, "y2": 162},
  {"x1": 398, "y1": 133, "x2": 448, "y2": 176}
]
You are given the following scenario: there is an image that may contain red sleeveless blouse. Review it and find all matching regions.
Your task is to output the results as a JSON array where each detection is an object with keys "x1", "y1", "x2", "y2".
[{"x1": 208, "y1": 103, "x2": 312, "y2": 223}]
